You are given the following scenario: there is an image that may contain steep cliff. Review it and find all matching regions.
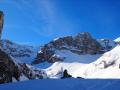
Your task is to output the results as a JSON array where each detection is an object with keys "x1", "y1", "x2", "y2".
[{"x1": 0, "y1": 11, "x2": 4, "y2": 39}]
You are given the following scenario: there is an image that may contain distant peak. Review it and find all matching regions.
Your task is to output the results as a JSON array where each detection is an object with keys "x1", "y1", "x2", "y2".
[{"x1": 114, "y1": 37, "x2": 120, "y2": 42}]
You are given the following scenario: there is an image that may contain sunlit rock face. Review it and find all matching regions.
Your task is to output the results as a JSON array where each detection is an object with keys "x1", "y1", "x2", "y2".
[
  {"x1": 32, "y1": 32, "x2": 103, "y2": 64},
  {"x1": 32, "y1": 32, "x2": 116, "y2": 65},
  {"x1": 0, "y1": 11, "x2": 3, "y2": 40}
]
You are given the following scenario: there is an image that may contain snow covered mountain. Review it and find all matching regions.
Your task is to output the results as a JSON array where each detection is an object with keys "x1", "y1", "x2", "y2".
[
  {"x1": 32, "y1": 32, "x2": 116, "y2": 65},
  {"x1": 0, "y1": 47, "x2": 47, "y2": 84},
  {"x1": 0, "y1": 33, "x2": 116, "y2": 65},
  {"x1": 0, "y1": 40, "x2": 47, "y2": 84},
  {"x1": 45, "y1": 44, "x2": 120, "y2": 79},
  {"x1": 0, "y1": 32, "x2": 119, "y2": 85},
  {"x1": 0, "y1": 39, "x2": 39, "y2": 64}
]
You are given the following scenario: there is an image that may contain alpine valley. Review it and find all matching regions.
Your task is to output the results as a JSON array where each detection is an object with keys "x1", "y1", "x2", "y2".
[{"x1": 1, "y1": 10, "x2": 120, "y2": 90}]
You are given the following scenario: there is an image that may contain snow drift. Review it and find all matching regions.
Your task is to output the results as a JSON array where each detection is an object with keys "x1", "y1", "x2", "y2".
[{"x1": 45, "y1": 45, "x2": 120, "y2": 79}]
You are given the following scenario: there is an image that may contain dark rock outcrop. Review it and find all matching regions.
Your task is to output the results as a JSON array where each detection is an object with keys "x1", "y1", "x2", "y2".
[
  {"x1": 0, "y1": 11, "x2": 21, "y2": 83},
  {"x1": 0, "y1": 49, "x2": 21, "y2": 84},
  {"x1": 19, "y1": 63, "x2": 46, "y2": 80},
  {"x1": 61, "y1": 70, "x2": 72, "y2": 79},
  {"x1": 0, "y1": 48, "x2": 46, "y2": 84},
  {"x1": 0, "y1": 11, "x2": 45, "y2": 84},
  {"x1": 0, "y1": 11, "x2": 3, "y2": 40},
  {"x1": 32, "y1": 32, "x2": 103, "y2": 64}
]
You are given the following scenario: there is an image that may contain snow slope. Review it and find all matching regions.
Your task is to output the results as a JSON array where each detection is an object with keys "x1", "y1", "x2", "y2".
[
  {"x1": 0, "y1": 79, "x2": 119, "y2": 90},
  {"x1": 1, "y1": 40, "x2": 39, "y2": 64},
  {"x1": 87, "y1": 45, "x2": 120, "y2": 78},
  {"x1": 45, "y1": 45, "x2": 120, "y2": 79},
  {"x1": 55, "y1": 50, "x2": 101, "y2": 63},
  {"x1": 33, "y1": 49, "x2": 101, "y2": 69},
  {"x1": 114, "y1": 37, "x2": 120, "y2": 42}
]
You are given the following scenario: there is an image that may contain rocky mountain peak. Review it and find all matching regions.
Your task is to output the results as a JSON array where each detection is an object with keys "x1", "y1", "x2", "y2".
[
  {"x1": 32, "y1": 32, "x2": 103, "y2": 64},
  {"x1": 76, "y1": 32, "x2": 92, "y2": 39}
]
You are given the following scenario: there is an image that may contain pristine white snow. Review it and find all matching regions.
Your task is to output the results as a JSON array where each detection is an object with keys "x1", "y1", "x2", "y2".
[
  {"x1": 44, "y1": 45, "x2": 120, "y2": 79},
  {"x1": 87, "y1": 45, "x2": 120, "y2": 78},
  {"x1": 114, "y1": 37, "x2": 120, "y2": 42},
  {"x1": 34, "y1": 49, "x2": 101, "y2": 69},
  {"x1": 55, "y1": 50, "x2": 101, "y2": 63}
]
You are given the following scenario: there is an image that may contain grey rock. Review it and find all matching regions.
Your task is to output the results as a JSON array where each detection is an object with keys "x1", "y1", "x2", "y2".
[
  {"x1": 0, "y1": 11, "x2": 3, "y2": 40},
  {"x1": 32, "y1": 32, "x2": 103, "y2": 64}
]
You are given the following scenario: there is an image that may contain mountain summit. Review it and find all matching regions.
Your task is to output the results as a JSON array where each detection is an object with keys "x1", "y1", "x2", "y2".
[{"x1": 32, "y1": 32, "x2": 116, "y2": 64}]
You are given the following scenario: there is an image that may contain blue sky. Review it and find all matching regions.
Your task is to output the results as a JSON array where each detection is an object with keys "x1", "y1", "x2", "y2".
[{"x1": 0, "y1": 0, "x2": 120, "y2": 45}]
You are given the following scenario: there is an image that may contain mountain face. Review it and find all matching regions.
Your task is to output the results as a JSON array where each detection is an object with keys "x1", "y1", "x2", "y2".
[
  {"x1": 0, "y1": 48, "x2": 47, "y2": 84},
  {"x1": 0, "y1": 48, "x2": 21, "y2": 84},
  {"x1": 0, "y1": 23, "x2": 118, "y2": 84},
  {"x1": 0, "y1": 40, "x2": 46, "y2": 84},
  {"x1": 32, "y1": 32, "x2": 116, "y2": 64},
  {"x1": 0, "y1": 39, "x2": 38, "y2": 64},
  {"x1": 0, "y1": 33, "x2": 116, "y2": 65}
]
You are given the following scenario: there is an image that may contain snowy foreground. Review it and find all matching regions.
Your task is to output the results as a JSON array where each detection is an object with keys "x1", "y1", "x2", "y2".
[
  {"x1": 0, "y1": 79, "x2": 120, "y2": 90},
  {"x1": 43, "y1": 45, "x2": 120, "y2": 79}
]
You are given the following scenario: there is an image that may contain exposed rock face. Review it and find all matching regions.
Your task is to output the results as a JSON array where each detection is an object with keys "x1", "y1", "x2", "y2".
[
  {"x1": 32, "y1": 32, "x2": 103, "y2": 64},
  {"x1": 19, "y1": 63, "x2": 46, "y2": 80},
  {"x1": 0, "y1": 11, "x2": 45, "y2": 84},
  {"x1": 0, "y1": 11, "x2": 3, "y2": 40},
  {"x1": 0, "y1": 48, "x2": 46, "y2": 84},
  {"x1": 97, "y1": 39, "x2": 117, "y2": 53},
  {"x1": 0, "y1": 48, "x2": 21, "y2": 84}
]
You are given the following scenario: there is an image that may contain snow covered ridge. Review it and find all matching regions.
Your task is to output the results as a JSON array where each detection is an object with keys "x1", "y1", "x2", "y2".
[
  {"x1": 0, "y1": 39, "x2": 39, "y2": 64},
  {"x1": 0, "y1": 33, "x2": 117, "y2": 65},
  {"x1": 114, "y1": 37, "x2": 120, "y2": 42},
  {"x1": 0, "y1": 47, "x2": 48, "y2": 84},
  {"x1": 45, "y1": 45, "x2": 120, "y2": 79}
]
